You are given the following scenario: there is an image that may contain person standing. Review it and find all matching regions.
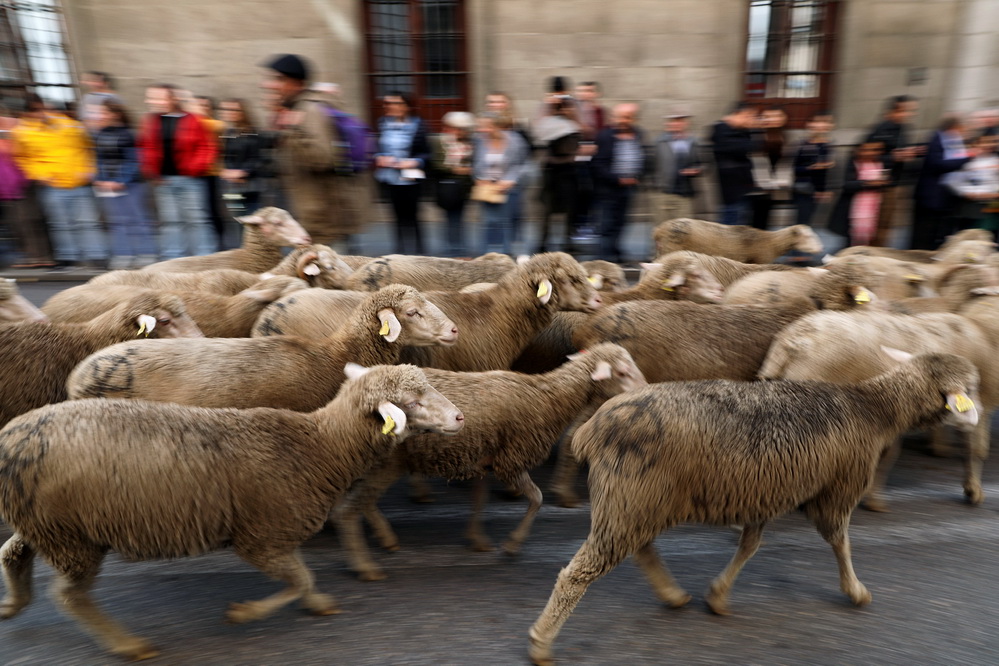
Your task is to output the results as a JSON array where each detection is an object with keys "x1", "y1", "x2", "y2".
[
  {"x1": 569, "y1": 81, "x2": 607, "y2": 243},
  {"x1": 218, "y1": 98, "x2": 264, "y2": 217},
  {"x1": 484, "y1": 91, "x2": 531, "y2": 246},
  {"x1": 473, "y1": 111, "x2": 529, "y2": 256},
  {"x1": 431, "y1": 111, "x2": 475, "y2": 257},
  {"x1": 13, "y1": 94, "x2": 106, "y2": 270},
  {"x1": 911, "y1": 114, "x2": 976, "y2": 250},
  {"x1": 791, "y1": 111, "x2": 835, "y2": 226},
  {"x1": 652, "y1": 107, "x2": 702, "y2": 223},
  {"x1": 261, "y1": 53, "x2": 360, "y2": 252},
  {"x1": 828, "y1": 141, "x2": 891, "y2": 247},
  {"x1": 93, "y1": 99, "x2": 158, "y2": 269},
  {"x1": 191, "y1": 95, "x2": 228, "y2": 249},
  {"x1": 711, "y1": 102, "x2": 759, "y2": 225},
  {"x1": 593, "y1": 103, "x2": 645, "y2": 263},
  {"x1": 373, "y1": 90, "x2": 430, "y2": 255},
  {"x1": 138, "y1": 83, "x2": 217, "y2": 259},
  {"x1": 943, "y1": 133, "x2": 999, "y2": 233},
  {"x1": 533, "y1": 93, "x2": 581, "y2": 253},
  {"x1": 79, "y1": 71, "x2": 121, "y2": 134},
  {"x1": 0, "y1": 106, "x2": 51, "y2": 268},
  {"x1": 748, "y1": 106, "x2": 790, "y2": 230},
  {"x1": 865, "y1": 95, "x2": 920, "y2": 246}
]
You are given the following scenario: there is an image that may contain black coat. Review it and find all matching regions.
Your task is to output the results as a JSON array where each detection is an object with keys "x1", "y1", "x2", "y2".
[
  {"x1": 711, "y1": 121, "x2": 758, "y2": 204},
  {"x1": 828, "y1": 158, "x2": 888, "y2": 240}
]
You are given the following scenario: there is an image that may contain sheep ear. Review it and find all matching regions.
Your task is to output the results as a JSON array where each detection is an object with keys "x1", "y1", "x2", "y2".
[
  {"x1": 850, "y1": 286, "x2": 873, "y2": 304},
  {"x1": 971, "y1": 286, "x2": 999, "y2": 297},
  {"x1": 590, "y1": 360, "x2": 613, "y2": 381},
  {"x1": 640, "y1": 262, "x2": 661, "y2": 271},
  {"x1": 662, "y1": 271, "x2": 686, "y2": 291},
  {"x1": 821, "y1": 254, "x2": 834, "y2": 265},
  {"x1": 295, "y1": 250, "x2": 320, "y2": 279},
  {"x1": 587, "y1": 274, "x2": 604, "y2": 289},
  {"x1": 516, "y1": 254, "x2": 531, "y2": 266},
  {"x1": 136, "y1": 314, "x2": 156, "y2": 337},
  {"x1": 807, "y1": 267, "x2": 829, "y2": 275},
  {"x1": 236, "y1": 214, "x2": 265, "y2": 226},
  {"x1": 377, "y1": 308, "x2": 402, "y2": 342},
  {"x1": 566, "y1": 351, "x2": 585, "y2": 361},
  {"x1": 344, "y1": 362, "x2": 371, "y2": 380},
  {"x1": 536, "y1": 279, "x2": 553, "y2": 305},
  {"x1": 881, "y1": 346, "x2": 914, "y2": 363},
  {"x1": 945, "y1": 392, "x2": 979, "y2": 428},
  {"x1": 303, "y1": 263, "x2": 321, "y2": 276},
  {"x1": 377, "y1": 401, "x2": 407, "y2": 436}
]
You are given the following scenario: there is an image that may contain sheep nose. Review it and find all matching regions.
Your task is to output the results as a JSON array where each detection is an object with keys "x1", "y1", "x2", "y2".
[
  {"x1": 450, "y1": 325, "x2": 458, "y2": 335},
  {"x1": 455, "y1": 413, "x2": 465, "y2": 422}
]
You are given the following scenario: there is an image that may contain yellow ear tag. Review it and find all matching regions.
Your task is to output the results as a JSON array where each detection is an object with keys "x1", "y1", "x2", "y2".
[
  {"x1": 587, "y1": 276, "x2": 598, "y2": 285},
  {"x1": 903, "y1": 274, "x2": 923, "y2": 282},
  {"x1": 137, "y1": 321, "x2": 148, "y2": 337},
  {"x1": 379, "y1": 320, "x2": 390, "y2": 336},
  {"x1": 381, "y1": 413, "x2": 396, "y2": 436},
  {"x1": 661, "y1": 282, "x2": 675, "y2": 292},
  {"x1": 953, "y1": 394, "x2": 975, "y2": 413},
  {"x1": 854, "y1": 289, "x2": 872, "y2": 304},
  {"x1": 537, "y1": 283, "x2": 549, "y2": 298}
]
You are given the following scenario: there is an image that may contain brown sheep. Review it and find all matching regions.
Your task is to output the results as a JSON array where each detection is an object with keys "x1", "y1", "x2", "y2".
[
  {"x1": 344, "y1": 252, "x2": 517, "y2": 292},
  {"x1": 883, "y1": 263, "x2": 999, "y2": 315},
  {"x1": 580, "y1": 260, "x2": 627, "y2": 292},
  {"x1": 652, "y1": 218, "x2": 823, "y2": 263},
  {"x1": 0, "y1": 292, "x2": 202, "y2": 428},
  {"x1": 722, "y1": 263, "x2": 877, "y2": 309},
  {"x1": 0, "y1": 363, "x2": 463, "y2": 660},
  {"x1": 67, "y1": 285, "x2": 458, "y2": 411},
  {"x1": 140, "y1": 207, "x2": 312, "y2": 273},
  {"x1": 527, "y1": 352, "x2": 980, "y2": 665},
  {"x1": 641, "y1": 251, "x2": 802, "y2": 289}
]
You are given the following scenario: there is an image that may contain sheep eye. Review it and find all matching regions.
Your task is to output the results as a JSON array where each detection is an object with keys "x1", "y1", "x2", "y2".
[
  {"x1": 406, "y1": 401, "x2": 420, "y2": 409},
  {"x1": 157, "y1": 318, "x2": 171, "y2": 325}
]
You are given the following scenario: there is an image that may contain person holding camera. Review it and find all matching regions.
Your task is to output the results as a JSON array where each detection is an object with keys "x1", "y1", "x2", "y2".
[{"x1": 532, "y1": 78, "x2": 582, "y2": 253}]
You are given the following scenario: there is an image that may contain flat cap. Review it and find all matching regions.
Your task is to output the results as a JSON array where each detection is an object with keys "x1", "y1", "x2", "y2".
[{"x1": 262, "y1": 53, "x2": 311, "y2": 82}]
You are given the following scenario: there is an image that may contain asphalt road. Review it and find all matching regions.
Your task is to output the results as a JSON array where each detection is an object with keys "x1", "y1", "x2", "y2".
[{"x1": 2, "y1": 281, "x2": 998, "y2": 665}]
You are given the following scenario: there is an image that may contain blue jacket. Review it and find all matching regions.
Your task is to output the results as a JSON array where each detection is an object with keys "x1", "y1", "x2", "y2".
[
  {"x1": 472, "y1": 131, "x2": 529, "y2": 184},
  {"x1": 914, "y1": 131, "x2": 972, "y2": 210}
]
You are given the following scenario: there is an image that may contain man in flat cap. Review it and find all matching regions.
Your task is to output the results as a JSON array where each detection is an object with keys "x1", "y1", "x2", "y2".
[
  {"x1": 652, "y1": 106, "x2": 702, "y2": 223},
  {"x1": 261, "y1": 53, "x2": 361, "y2": 251}
]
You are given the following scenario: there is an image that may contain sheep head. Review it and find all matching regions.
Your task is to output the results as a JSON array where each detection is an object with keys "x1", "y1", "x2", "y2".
[
  {"x1": 268, "y1": 245, "x2": 354, "y2": 288},
  {"x1": 789, "y1": 225, "x2": 823, "y2": 255},
  {"x1": 568, "y1": 343, "x2": 647, "y2": 398},
  {"x1": 509, "y1": 252, "x2": 603, "y2": 313},
  {"x1": 0, "y1": 279, "x2": 48, "y2": 324},
  {"x1": 657, "y1": 263, "x2": 724, "y2": 304},
  {"x1": 121, "y1": 293, "x2": 203, "y2": 339},
  {"x1": 880, "y1": 348, "x2": 980, "y2": 432},
  {"x1": 237, "y1": 206, "x2": 312, "y2": 247},
  {"x1": 343, "y1": 363, "x2": 464, "y2": 437},
  {"x1": 581, "y1": 260, "x2": 627, "y2": 293},
  {"x1": 366, "y1": 284, "x2": 458, "y2": 347}
]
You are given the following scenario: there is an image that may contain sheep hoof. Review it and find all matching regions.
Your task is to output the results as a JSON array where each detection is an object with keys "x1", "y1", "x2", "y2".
[
  {"x1": 304, "y1": 593, "x2": 340, "y2": 616},
  {"x1": 528, "y1": 630, "x2": 554, "y2": 666},
  {"x1": 358, "y1": 569, "x2": 388, "y2": 582},
  {"x1": 964, "y1": 486, "x2": 984, "y2": 506},
  {"x1": 502, "y1": 540, "x2": 522, "y2": 556},
  {"x1": 552, "y1": 489, "x2": 580, "y2": 508},
  {"x1": 861, "y1": 497, "x2": 890, "y2": 513},
  {"x1": 470, "y1": 539, "x2": 495, "y2": 552},
  {"x1": 847, "y1": 584, "x2": 872, "y2": 607},
  {"x1": 663, "y1": 591, "x2": 692, "y2": 609},
  {"x1": 0, "y1": 597, "x2": 29, "y2": 620},
  {"x1": 226, "y1": 601, "x2": 267, "y2": 624},
  {"x1": 111, "y1": 637, "x2": 159, "y2": 661},
  {"x1": 705, "y1": 591, "x2": 731, "y2": 616}
]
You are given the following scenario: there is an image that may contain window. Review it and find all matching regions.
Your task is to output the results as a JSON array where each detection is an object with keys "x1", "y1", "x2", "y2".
[
  {"x1": 0, "y1": 0, "x2": 76, "y2": 109},
  {"x1": 363, "y1": 0, "x2": 469, "y2": 130},
  {"x1": 744, "y1": 0, "x2": 839, "y2": 126}
]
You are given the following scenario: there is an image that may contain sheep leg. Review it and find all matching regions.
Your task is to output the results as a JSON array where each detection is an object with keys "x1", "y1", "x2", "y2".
[
  {"x1": 332, "y1": 457, "x2": 404, "y2": 582},
  {"x1": 705, "y1": 522, "x2": 764, "y2": 616},
  {"x1": 227, "y1": 548, "x2": 338, "y2": 623},
  {"x1": 0, "y1": 534, "x2": 35, "y2": 619},
  {"x1": 963, "y1": 417, "x2": 990, "y2": 505},
  {"x1": 467, "y1": 476, "x2": 495, "y2": 552},
  {"x1": 501, "y1": 470, "x2": 543, "y2": 555},
  {"x1": 407, "y1": 473, "x2": 435, "y2": 503},
  {"x1": 528, "y1": 538, "x2": 625, "y2": 666},
  {"x1": 811, "y1": 512, "x2": 871, "y2": 607},
  {"x1": 927, "y1": 424, "x2": 954, "y2": 458},
  {"x1": 50, "y1": 546, "x2": 158, "y2": 660},
  {"x1": 632, "y1": 541, "x2": 691, "y2": 608},
  {"x1": 551, "y1": 441, "x2": 581, "y2": 508},
  {"x1": 861, "y1": 439, "x2": 901, "y2": 513}
]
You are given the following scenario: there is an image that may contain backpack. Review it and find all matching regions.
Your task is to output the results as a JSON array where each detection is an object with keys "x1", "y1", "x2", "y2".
[{"x1": 324, "y1": 106, "x2": 375, "y2": 175}]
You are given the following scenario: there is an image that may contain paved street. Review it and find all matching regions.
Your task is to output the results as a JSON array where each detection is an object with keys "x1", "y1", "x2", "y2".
[{"x1": 4, "y1": 272, "x2": 997, "y2": 665}]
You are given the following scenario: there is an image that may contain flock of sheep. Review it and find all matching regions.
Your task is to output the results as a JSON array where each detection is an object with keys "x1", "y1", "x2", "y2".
[{"x1": 0, "y1": 207, "x2": 991, "y2": 663}]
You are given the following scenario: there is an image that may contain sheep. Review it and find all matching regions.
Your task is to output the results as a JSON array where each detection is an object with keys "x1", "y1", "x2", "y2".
[
  {"x1": 67, "y1": 285, "x2": 458, "y2": 411},
  {"x1": 334, "y1": 343, "x2": 647, "y2": 581},
  {"x1": 641, "y1": 251, "x2": 802, "y2": 289},
  {"x1": 758, "y1": 297, "x2": 999, "y2": 507},
  {"x1": 0, "y1": 293, "x2": 202, "y2": 429},
  {"x1": 883, "y1": 263, "x2": 999, "y2": 315},
  {"x1": 42, "y1": 276, "x2": 308, "y2": 337},
  {"x1": 344, "y1": 252, "x2": 517, "y2": 292},
  {"x1": 0, "y1": 279, "x2": 48, "y2": 324},
  {"x1": 88, "y1": 267, "x2": 267, "y2": 295},
  {"x1": 140, "y1": 207, "x2": 312, "y2": 273},
  {"x1": 822, "y1": 254, "x2": 934, "y2": 301},
  {"x1": 722, "y1": 264, "x2": 878, "y2": 309},
  {"x1": 527, "y1": 350, "x2": 980, "y2": 666},
  {"x1": 652, "y1": 218, "x2": 823, "y2": 263},
  {"x1": 580, "y1": 260, "x2": 627, "y2": 292},
  {"x1": 262, "y1": 244, "x2": 356, "y2": 289},
  {"x1": 252, "y1": 253, "x2": 603, "y2": 373},
  {"x1": 835, "y1": 229, "x2": 995, "y2": 263},
  {"x1": 0, "y1": 362, "x2": 464, "y2": 660},
  {"x1": 509, "y1": 261, "x2": 726, "y2": 375}
]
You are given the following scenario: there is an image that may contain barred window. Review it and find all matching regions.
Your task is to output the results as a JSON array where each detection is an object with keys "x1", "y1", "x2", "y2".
[
  {"x1": 744, "y1": 0, "x2": 839, "y2": 127},
  {"x1": 363, "y1": 0, "x2": 469, "y2": 130},
  {"x1": 0, "y1": 0, "x2": 75, "y2": 108}
]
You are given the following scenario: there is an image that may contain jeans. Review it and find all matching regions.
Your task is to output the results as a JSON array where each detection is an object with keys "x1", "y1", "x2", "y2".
[
  {"x1": 155, "y1": 175, "x2": 217, "y2": 259},
  {"x1": 40, "y1": 185, "x2": 106, "y2": 262},
  {"x1": 481, "y1": 192, "x2": 516, "y2": 256},
  {"x1": 386, "y1": 183, "x2": 423, "y2": 255},
  {"x1": 598, "y1": 184, "x2": 635, "y2": 263},
  {"x1": 445, "y1": 206, "x2": 466, "y2": 257},
  {"x1": 100, "y1": 182, "x2": 158, "y2": 258},
  {"x1": 720, "y1": 200, "x2": 748, "y2": 226}
]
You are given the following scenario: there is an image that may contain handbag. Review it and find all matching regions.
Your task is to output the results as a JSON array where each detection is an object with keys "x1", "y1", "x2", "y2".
[{"x1": 470, "y1": 181, "x2": 508, "y2": 204}]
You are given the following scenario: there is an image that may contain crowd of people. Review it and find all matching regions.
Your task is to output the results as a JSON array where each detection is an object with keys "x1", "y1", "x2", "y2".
[{"x1": 0, "y1": 55, "x2": 997, "y2": 271}]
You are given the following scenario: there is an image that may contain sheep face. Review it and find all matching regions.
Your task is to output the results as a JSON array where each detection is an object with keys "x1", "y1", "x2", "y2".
[
  {"x1": 662, "y1": 266, "x2": 724, "y2": 304},
  {"x1": 344, "y1": 363, "x2": 465, "y2": 435},
  {"x1": 570, "y1": 344, "x2": 648, "y2": 398},
  {"x1": 380, "y1": 293, "x2": 458, "y2": 347},
  {"x1": 237, "y1": 207, "x2": 312, "y2": 247},
  {"x1": 791, "y1": 225, "x2": 824, "y2": 255},
  {"x1": 937, "y1": 240, "x2": 995, "y2": 265},
  {"x1": 395, "y1": 383, "x2": 465, "y2": 435},
  {"x1": 523, "y1": 254, "x2": 603, "y2": 313},
  {"x1": 127, "y1": 294, "x2": 203, "y2": 338},
  {"x1": 581, "y1": 260, "x2": 627, "y2": 293},
  {"x1": 287, "y1": 246, "x2": 355, "y2": 289},
  {"x1": 882, "y1": 349, "x2": 981, "y2": 433},
  {"x1": 0, "y1": 280, "x2": 49, "y2": 324}
]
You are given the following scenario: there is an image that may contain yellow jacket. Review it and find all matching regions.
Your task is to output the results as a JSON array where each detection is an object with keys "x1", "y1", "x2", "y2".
[{"x1": 13, "y1": 113, "x2": 96, "y2": 189}]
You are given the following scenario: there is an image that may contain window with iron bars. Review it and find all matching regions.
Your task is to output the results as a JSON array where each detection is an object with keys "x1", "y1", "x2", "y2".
[
  {"x1": 0, "y1": 0, "x2": 75, "y2": 110},
  {"x1": 363, "y1": 0, "x2": 469, "y2": 131},
  {"x1": 744, "y1": 0, "x2": 839, "y2": 127}
]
